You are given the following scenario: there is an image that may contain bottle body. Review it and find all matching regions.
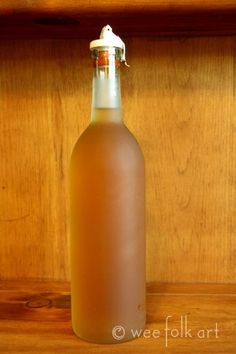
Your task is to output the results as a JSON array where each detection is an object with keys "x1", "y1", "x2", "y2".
[
  {"x1": 70, "y1": 111, "x2": 145, "y2": 343},
  {"x1": 70, "y1": 38, "x2": 145, "y2": 343}
]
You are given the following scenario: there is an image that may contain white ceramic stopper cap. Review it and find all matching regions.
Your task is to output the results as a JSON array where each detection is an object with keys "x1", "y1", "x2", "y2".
[{"x1": 90, "y1": 25, "x2": 128, "y2": 65}]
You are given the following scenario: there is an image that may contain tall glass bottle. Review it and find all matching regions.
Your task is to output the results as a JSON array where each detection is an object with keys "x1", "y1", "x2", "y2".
[{"x1": 70, "y1": 25, "x2": 145, "y2": 344}]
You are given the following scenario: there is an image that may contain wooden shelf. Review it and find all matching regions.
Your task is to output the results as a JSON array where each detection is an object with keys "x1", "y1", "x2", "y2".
[
  {"x1": 0, "y1": 281, "x2": 235, "y2": 353},
  {"x1": 1, "y1": 1, "x2": 236, "y2": 38}
]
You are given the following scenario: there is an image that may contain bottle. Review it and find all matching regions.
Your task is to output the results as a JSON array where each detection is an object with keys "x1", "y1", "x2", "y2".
[{"x1": 70, "y1": 25, "x2": 145, "y2": 344}]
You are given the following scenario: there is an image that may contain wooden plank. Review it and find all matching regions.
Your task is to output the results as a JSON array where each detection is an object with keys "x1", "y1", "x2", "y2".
[
  {"x1": 0, "y1": 36, "x2": 236, "y2": 283},
  {"x1": 1, "y1": 280, "x2": 236, "y2": 295},
  {"x1": 147, "y1": 283, "x2": 236, "y2": 295},
  {"x1": 0, "y1": 1, "x2": 236, "y2": 37},
  {"x1": 1, "y1": 0, "x2": 236, "y2": 13},
  {"x1": 0, "y1": 280, "x2": 71, "y2": 292},
  {"x1": 0, "y1": 281, "x2": 235, "y2": 353}
]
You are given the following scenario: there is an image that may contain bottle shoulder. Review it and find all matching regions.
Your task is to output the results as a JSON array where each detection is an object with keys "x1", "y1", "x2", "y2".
[{"x1": 71, "y1": 122, "x2": 144, "y2": 166}]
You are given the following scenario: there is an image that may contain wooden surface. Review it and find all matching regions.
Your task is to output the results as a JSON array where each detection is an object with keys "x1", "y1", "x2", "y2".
[
  {"x1": 0, "y1": 36, "x2": 236, "y2": 283},
  {"x1": 1, "y1": 1, "x2": 236, "y2": 37},
  {"x1": 0, "y1": 281, "x2": 235, "y2": 353}
]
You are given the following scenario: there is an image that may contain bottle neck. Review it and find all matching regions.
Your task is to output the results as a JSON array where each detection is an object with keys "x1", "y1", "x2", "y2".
[{"x1": 90, "y1": 48, "x2": 123, "y2": 123}]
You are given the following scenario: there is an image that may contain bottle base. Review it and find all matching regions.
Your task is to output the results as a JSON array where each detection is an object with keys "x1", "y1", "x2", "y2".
[{"x1": 72, "y1": 322, "x2": 146, "y2": 344}]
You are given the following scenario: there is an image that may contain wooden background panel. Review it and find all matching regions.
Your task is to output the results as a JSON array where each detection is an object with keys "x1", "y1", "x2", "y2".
[
  {"x1": 0, "y1": 39, "x2": 90, "y2": 280},
  {"x1": 125, "y1": 36, "x2": 236, "y2": 283},
  {"x1": 0, "y1": 37, "x2": 235, "y2": 282}
]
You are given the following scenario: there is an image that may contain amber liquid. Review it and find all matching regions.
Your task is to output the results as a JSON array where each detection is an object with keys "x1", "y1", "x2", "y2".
[{"x1": 70, "y1": 108, "x2": 145, "y2": 343}]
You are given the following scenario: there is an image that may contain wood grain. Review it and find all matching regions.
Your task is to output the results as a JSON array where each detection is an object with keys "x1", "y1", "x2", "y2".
[
  {"x1": 1, "y1": 0, "x2": 236, "y2": 12},
  {"x1": 0, "y1": 281, "x2": 235, "y2": 353},
  {"x1": 0, "y1": 1, "x2": 236, "y2": 37},
  {"x1": 0, "y1": 36, "x2": 236, "y2": 283}
]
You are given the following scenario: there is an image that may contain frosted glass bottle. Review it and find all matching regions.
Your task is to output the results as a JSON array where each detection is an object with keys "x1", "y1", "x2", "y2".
[{"x1": 70, "y1": 26, "x2": 145, "y2": 344}]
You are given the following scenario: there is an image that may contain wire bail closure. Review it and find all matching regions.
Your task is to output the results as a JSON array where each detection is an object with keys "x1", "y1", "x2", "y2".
[{"x1": 90, "y1": 25, "x2": 130, "y2": 67}]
